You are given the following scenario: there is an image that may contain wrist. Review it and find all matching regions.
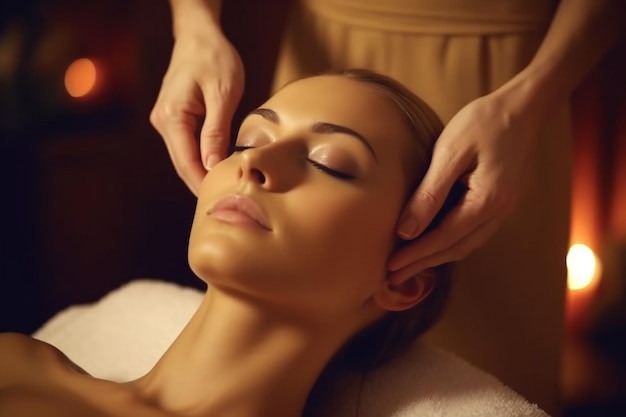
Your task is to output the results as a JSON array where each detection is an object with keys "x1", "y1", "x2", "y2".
[
  {"x1": 170, "y1": 0, "x2": 223, "y2": 39},
  {"x1": 493, "y1": 65, "x2": 567, "y2": 130}
]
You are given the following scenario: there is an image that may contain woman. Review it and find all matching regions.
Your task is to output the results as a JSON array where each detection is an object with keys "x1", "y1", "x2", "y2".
[
  {"x1": 151, "y1": 2, "x2": 623, "y2": 412},
  {"x1": 0, "y1": 70, "x2": 450, "y2": 416}
]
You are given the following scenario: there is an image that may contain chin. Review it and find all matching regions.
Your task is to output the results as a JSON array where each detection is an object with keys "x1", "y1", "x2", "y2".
[
  {"x1": 187, "y1": 233, "x2": 278, "y2": 292},
  {"x1": 188, "y1": 237, "x2": 246, "y2": 284}
]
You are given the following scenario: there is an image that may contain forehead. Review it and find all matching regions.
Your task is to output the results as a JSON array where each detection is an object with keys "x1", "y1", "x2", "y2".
[{"x1": 263, "y1": 76, "x2": 415, "y2": 156}]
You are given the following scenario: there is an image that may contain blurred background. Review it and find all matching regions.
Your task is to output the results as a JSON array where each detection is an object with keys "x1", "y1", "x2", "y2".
[{"x1": 0, "y1": 1, "x2": 624, "y2": 416}]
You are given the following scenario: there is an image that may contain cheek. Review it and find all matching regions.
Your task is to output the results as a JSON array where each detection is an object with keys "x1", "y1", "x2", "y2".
[
  {"x1": 188, "y1": 162, "x2": 243, "y2": 281},
  {"x1": 299, "y1": 178, "x2": 405, "y2": 239},
  {"x1": 281, "y1": 184, "x2": 403, "y2": 282}
]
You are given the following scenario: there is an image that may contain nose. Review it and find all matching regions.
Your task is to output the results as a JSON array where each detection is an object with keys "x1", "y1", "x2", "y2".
[
  {"x1": 237, "y1": 142, "x2": 301, "y2": 192},
  {"x1": 249, "y1": 167, "x2": 266, "y2": 184}
]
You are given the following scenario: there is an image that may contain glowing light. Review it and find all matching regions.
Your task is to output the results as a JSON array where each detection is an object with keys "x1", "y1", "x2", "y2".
[
  {"x1": 64, "y1": 58, "x2": 97, "y2": 98},
  {"x1": 566, "y1": 244, "x2": 599, "y2": 290}
]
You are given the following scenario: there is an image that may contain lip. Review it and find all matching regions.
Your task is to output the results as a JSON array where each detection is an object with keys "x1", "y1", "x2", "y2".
[{"x1": 208, "y1": 194, "x2": 271, "y2": 231}]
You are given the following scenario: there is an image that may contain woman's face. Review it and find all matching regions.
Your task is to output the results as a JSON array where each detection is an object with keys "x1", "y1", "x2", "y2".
[{"x1": 189, "y1": 75, "x2": 423, "y2": 321}]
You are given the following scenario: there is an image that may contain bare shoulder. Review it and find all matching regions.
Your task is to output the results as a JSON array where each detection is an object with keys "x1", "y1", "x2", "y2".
[
  {"x1": 0, "y1": 332, "x2": 84, "y2": 383},
  {"x1": 0, "y1": 333, "x2": 53, "y2": 377},
  {"x1": 0, "y1": 332, "x2": 45, "y2": 354},
  {"x1": 0, "y1": 333, "x2": 76, "y2": 416},
  {"x1": 0, "y1": 332, "x2": 64, "y2": 358},
  {"x1": 0, "y1": 333, "x2": 175, "y2": 417}
]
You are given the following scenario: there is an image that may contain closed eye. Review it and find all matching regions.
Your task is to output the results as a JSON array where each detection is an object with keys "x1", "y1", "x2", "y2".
[
  {"x1": 307, "y1": 159, "x2": 354, "y2": 180},
  {"x1": 231, "y1": 145, "x2": 254, "y2": 154},
  {"x1": 231, "y1": 145, "x2": 354, "y2": 180}
]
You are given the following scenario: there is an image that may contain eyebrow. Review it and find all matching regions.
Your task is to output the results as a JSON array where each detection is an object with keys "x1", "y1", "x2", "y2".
[{"x1": 247, "y1": 108, "x2": 377, "y2": 161}]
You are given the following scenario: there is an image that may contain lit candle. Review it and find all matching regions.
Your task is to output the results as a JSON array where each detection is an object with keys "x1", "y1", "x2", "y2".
[{"x1": 565, "y1": 243, "x2": 601, "y2": 334}]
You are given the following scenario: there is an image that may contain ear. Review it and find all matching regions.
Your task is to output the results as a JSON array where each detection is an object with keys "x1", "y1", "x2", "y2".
[{"x1": 374, "y1": 269, "x2": 436, "y2": 312}]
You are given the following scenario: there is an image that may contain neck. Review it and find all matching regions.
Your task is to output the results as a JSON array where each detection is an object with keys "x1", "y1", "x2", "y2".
[{"x1": 131, "y1": 287, "x2": 354, "y2": 417}]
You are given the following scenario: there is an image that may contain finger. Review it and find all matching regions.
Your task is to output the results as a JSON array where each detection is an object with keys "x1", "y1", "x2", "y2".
[
  {"x1": 154, "y1": 102, "x2": 206, "y2": 196},
  {"x1": 389, "y1": 187, "x2": 487, "y2": 271},
  {"x1": 397, "y1": 142, "x2": 473, "y2": 240},
  {"x1": 200, "y1": 82, "x2": 243, "y2": 169},
  {"x1": 387, "y1": 216, "x2": 503, "y2": 284},
  {"x1": 163, "y1": 127, "x2": 207, "y2": 196}
]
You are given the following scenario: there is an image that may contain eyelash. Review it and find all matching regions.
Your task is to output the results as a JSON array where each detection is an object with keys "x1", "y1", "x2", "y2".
[{"x1": 230, "y1": 145, "x2": 354, "y2": 180}]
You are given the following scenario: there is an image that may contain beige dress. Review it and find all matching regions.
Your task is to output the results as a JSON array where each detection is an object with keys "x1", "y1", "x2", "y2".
[{"x1": 273, "y1": 0, "x2": 570, "y2": 414}]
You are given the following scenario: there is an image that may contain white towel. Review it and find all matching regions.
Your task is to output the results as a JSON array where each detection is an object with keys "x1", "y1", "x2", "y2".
[{"x1": 33, "y1": 279, "x2": 549, "y2": 417}]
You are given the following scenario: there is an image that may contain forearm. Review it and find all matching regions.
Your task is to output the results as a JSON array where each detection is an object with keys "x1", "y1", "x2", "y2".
[
  {"x1": 169, "y1": 0, "x2": 224, "y2": 38},
  {"x1": 499, "y1": 0, "x2": 624, "y2": 124}
]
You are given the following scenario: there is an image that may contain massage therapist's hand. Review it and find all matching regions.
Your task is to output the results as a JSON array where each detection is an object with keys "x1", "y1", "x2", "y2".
[
  {"x1": 388, "y1": 87, "x2": 543, "y2": 282},
  {"x1": 150, "y1": 27, "x2": 244, "y2": 196}
]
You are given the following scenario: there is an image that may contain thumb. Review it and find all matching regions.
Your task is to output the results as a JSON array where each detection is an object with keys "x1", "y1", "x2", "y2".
[
  {"x1": 397, "y1": 148, "x2": 469, "y2": 239},
  {"x1": 200, "y1": 86, "x2": 242, "y2": 169}
]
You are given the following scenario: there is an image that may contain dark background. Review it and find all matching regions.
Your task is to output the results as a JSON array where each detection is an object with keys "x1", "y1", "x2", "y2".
[
  {"x1": 0, "y1": 0, "x2": 289, "y2": 333},
  {"x1": 0, "y1": 1, "x2": 624, "y2": 416}
]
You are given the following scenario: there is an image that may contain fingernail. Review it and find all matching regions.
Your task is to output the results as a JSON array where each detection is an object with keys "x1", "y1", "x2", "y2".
[
  {"x1": 397, "y1": 218, "x2": 418, "y2": 239},
  {"x1": 205, "y1": 154, "x2": 220, "y2": 170}
]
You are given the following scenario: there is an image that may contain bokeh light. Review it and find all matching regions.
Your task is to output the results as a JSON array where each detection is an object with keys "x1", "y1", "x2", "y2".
[
  {"x1": 567, "y1": 244, "x2": 599, "y2": 290},
  {"x1": 64, "y1": 58, "x2": 97, "y2": 98}
]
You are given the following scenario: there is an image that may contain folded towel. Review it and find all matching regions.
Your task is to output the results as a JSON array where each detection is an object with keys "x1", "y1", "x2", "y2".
[{"x1": 33, "y1": 279, "x2": 549, "y2": 417}]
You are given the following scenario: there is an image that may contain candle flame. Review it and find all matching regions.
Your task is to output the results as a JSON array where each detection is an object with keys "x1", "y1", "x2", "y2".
[{"x1": 566, "y1": 244, "x2": 599, "y2": 291}]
